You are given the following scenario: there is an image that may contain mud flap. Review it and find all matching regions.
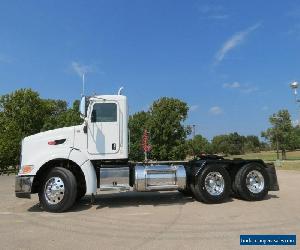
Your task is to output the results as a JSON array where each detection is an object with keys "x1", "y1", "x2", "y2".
[{"x1": 265, "y1": 164, "x2": 279, "y2": 191}]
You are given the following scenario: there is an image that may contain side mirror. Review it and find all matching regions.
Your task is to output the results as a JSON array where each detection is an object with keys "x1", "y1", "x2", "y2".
[
  {"x1": 91, "y1": 110, "x2": 97, "y2": 123},
  {"x1": 80, "y1": 96, "x2": 86, "y2": 118}
]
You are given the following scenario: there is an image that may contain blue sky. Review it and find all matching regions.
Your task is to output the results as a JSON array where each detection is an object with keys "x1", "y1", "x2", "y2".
[{"x1": 1, "y1": 0, "x2": 300, "y2": 139}]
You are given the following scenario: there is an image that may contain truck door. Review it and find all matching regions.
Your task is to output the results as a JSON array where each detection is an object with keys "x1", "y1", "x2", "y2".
[{"x1": 87, "y1": 101, "x2": 120, "y2": 155}]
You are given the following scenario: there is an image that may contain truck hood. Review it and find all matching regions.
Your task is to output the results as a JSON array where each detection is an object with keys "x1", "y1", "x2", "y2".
[
  {"x1": 21, "y1": 126, "x2": 76, "y2": 169},
  {"x1": 23, "y1": 126, "x2": 75, "y2": 144}
]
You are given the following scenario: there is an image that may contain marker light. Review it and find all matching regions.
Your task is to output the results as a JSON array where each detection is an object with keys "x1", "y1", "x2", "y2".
[
  {"x1": 48, "y1": 141, "x2": 56, "y2": 145},
  {"x1": 20, "y1": 165, "x2": 34, "y2": 174}
]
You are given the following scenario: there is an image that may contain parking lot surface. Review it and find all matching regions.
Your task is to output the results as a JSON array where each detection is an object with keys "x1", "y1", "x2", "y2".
[{"x1": 0, "y1": 170, "x2": 299, "y2": 250}]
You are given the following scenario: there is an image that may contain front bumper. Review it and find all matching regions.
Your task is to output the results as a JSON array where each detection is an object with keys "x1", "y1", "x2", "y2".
[
  {"x1": 266, "y1": 164, "x2": 280, "y2": 191},
  {"x1": 15, "y1": 176, "x2": 34, "y2": 199}
]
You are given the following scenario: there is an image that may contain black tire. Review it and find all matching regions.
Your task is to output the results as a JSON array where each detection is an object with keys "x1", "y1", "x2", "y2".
[
  {"x1": 39, "y1": 167, "x2": 77, "y2": 212},
  {"x1": 234, "y1": 163, "x2": 269, "y2": 201},
  {"x1": 189, "y1": 182, "x2": 197, "y2": 198},
  {"x1": 231, "y1": 177, "x2": 240, "y2": 198},
  {"x1": 76, "y1": 187, "x2": 86, "y2": 201},
  {"x1": 192, "y1": 165, "x2": 231, "y2": 203},
  {"x1": 178, "y1": 187, "x2": 193, "y2": 197}
]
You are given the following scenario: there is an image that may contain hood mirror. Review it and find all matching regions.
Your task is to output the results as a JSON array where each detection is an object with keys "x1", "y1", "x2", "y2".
[{"x1": 80, "y1": 96, "x2": 86, "y2": 118}]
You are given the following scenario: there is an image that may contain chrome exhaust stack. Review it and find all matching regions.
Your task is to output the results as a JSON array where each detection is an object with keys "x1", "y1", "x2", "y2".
[{"x1": 134, "y1": 165, "x2": 186, "y2": 191}]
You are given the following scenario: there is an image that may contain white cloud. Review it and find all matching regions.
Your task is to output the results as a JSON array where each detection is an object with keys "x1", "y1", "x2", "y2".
[
  {"x1": 286, "y1": 8, "x2": 300, "y2": 18},
  {"x1": 286, "y1": 23, "x2": 300, "y2": 39},
  {"x1": 197, "y1": 4, "x2": 229, "y2": 20},
  {"x1": 198, "y1": 4, "x2": 222, "y2": 14},
  {"x1": 209, "y1": 14, "x2": 229, "y2": 20},
  {"x1": 0, "y1": 54, "x2": 13, "y2": 64},
  {"x1": 292, "y1": 119, "x2": 299, "y2": 126},
  {"x1": 189, "y1": 105, "x2": 199, "y2": 112},
  {"x1": 286, "y1": 8, "x2": 300, "y2": 39},
  {"x1": 240, "y1": 86, "x2": 258, "y2": 94},
  {"x1": 209, "y1": 106, "x2": 223, "y2": 115},
  {"x1": 223, "y1": 82, "x2": 258, "y2": 94},
  {"x1": 142, "y1": 103, "x2": 151, "y2": 111},
  {"x1": 214, "y1": 23, "x2": 261, "y2": 65},
  {"x1": 71, "y1": 61, "x2": 95, "y2": 77},
  {"x1": 223, "y1": 81, "x2": 241, "y2": 89}
]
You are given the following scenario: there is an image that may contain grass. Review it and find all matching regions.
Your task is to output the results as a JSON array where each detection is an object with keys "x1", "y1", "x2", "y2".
[
  {"x1": 229, "y1": 150, "x2": 300, "y2": 161},
  {"x1": 278, "y1": 161, "x2": 300, "y2": 171},
  {"x1": 226, "y1": 150, "x2": 300, "y2": 171}
]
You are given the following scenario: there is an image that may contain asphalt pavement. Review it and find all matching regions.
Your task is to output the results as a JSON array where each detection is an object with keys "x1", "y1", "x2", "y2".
[{"x1": 0, "y1": 170, "x2": 299, "y2": 250}]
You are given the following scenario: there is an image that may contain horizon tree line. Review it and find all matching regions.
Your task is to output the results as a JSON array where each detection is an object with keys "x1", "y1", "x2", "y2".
[{"x1": 0, "y1": 88, "x2": 299, "y2": 170}]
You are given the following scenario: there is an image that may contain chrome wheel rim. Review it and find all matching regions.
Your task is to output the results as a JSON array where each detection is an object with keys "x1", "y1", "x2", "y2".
[
  {"x1": 204, "y1": 172, "x2": 225, "y2": 196},
  {"x1": 44, "y1": 177, "x2": 65, "y2": 205},
  {"x1": 246, "y1": 170, "x2": 264, "y2": 194}
]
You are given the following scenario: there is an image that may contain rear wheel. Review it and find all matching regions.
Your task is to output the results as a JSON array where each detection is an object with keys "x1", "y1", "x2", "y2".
[
  {"x1": 192, "y1": 165, "x2": 231, "y2": 203},
  {"x1": 234, "y1": 163, "x2": 269, "y2": 201},
  {"x1": 39, "y1": 167, "x2": 77, "y2": 212}
]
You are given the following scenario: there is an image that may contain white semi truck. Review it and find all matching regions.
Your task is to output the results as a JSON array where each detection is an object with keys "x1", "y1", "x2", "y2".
[{"x1": 15, "y1": 90, "x2": 279, "y2": 212}]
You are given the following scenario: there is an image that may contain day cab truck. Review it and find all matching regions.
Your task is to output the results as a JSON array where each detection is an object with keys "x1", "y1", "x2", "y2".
[{"x1": 15, "y1": 90, "x2": 279, "y2": 212}]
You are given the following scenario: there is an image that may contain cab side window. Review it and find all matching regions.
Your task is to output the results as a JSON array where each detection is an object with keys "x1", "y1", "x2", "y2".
[{"x1": 91, "y1": 103, "x2": 117, "y2": 122}]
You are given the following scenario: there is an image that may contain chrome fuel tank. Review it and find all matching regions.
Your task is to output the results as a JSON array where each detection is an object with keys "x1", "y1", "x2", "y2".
[{"x1": 134, "y1": 165, "x2": 186, "y2": 191}]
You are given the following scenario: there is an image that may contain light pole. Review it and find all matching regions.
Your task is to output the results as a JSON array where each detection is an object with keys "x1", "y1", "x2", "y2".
[
  {"x1": 290, "y1": 81, "x2": 299, "y2": 98},
  {"x1": 290, "y1": 81, "x2": 300, "y2": 126},
  {"x1": 192, "y1": 124, "x2": 196, "y2": 138}
]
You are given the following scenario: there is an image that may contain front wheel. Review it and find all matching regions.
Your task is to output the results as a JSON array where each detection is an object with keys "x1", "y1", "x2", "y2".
[
  {"x1": 76, "y1": 187, "x2": 86, "y2": 201},
  {"x1": 39, "y1": 167, "x2": 77, "y2": 212},
  {"x1": 192, "y1": 165, "x2": 231, "y2": 203}
]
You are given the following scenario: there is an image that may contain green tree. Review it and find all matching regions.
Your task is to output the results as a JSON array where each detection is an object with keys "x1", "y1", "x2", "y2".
[
  {"x1": 211, "y1": 134, "x2": 229, "y2": 155},
  {"x1": 0, "y1": 89, "x2": 46, "y2": 168},
  {"x1": 293, "y1": 125, "x2": 300, "y2": 149},
  {"x1": 42, "y1": 99, "x2": 82, "y2": 131},
  {"x1": 259, "y1": 141, "x2": 271, "y2": 151},
  {"x1": 128, "y1": 111, "x2": 150, "y2": 161},
  {"x1": 147, "y1": 97, "x2": 189, "y2": 160},
  {"x1": 261, "y1": 110, "x2": 294, "y2": 160},
  {"x1": 244, "y1": 135, "x2": 261, "y2": 153},
  {"x1": 187, "y1": 134, "x2": 211, "y2": 157},
  {"x1": 0, "y1": 89, "x2": 83, "y2": 170},
  {"x1": 128, "y1": 98, "x2": 190, "y2": 161},
  {"x1": 211, "y1": 132, "x2": 245, "y2": 155},
  {"x1": 41, "y1": 99, "x2": 68, "y2": 131},
  {"x1": 227, "y1": 132, "x2": 245, "y2": 155}
]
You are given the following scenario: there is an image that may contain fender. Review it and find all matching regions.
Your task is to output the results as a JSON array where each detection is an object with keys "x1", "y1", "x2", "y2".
[
  {"x1": 22, "y1": 148, "x2": 72, "y2": 176},
  {"x1": 68, "y1": 148, "x2": 97, "y2": 195},
  {"x1": 188, "y1": 160, "x2": 222, "y2": 186},
  {"x1": 23, "y1": 147, "x2": 97, "y2": 196},
  {"x1": 188, "y1": 160, "x2": 207, "y2": 185}
]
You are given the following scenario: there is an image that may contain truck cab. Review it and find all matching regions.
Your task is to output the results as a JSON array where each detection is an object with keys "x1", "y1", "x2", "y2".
[{"x1": 77, "y1": 94, "x2": 128, "y2": 160}]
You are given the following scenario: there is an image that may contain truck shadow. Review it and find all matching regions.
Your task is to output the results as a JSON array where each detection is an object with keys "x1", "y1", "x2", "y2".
[
  {"x1": 32, "y1": 191, "x2": 284, "y2": 213},
  {"x1": 264, "y1": 194, "x2": 280, "y2": 200},
  {"x1": 27, "y1": 191, "x2": 197, "y2": 212},
  {"x1": 27, "y1": 192, "x2": 276, "y2": 213},
  {"x1": 81, "y1": 191, "x2": 196, "y2": 211},
  {"x1": 231, "y1": 193, "x2": 279, "y2": 201},
  {"x1": 72, "y1": 192, "x2": 236, "y2": 211}
]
